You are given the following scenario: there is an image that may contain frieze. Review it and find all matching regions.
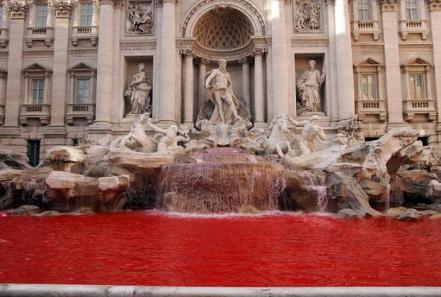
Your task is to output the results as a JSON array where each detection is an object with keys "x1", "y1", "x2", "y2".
[{"x1": 120, "y1": 40, "x2": 157, "y2": 51}]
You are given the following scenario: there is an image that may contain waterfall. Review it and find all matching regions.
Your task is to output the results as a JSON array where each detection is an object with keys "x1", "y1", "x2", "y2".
[
  {"x1": 156, "y1": 148, "x2": 286, "y2": 214},
  {"x1": 297, "y1": 171, "x2": 328, "y2": 213}
]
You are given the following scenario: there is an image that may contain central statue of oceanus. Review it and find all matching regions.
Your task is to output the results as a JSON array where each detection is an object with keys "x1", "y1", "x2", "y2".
[{"x1": 198, "y1": 59, "x2": 250, "y2": 126}]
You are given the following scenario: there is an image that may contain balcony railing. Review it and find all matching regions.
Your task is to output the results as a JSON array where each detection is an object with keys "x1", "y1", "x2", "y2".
[
  {"x1": 66, "y1": 103, "x2": 95, "y2": 125},
  {"x1": 400, "y1": 19, "x2": 428, "y2": 40},
  {"x1": 352, "y1": 20, "x2": 380, "y2": 41},
  {"x1": 19, "y1": 103, "x2": 51, "y2": 125},
  {"x1": 72, "y1": 26, "x2": 98, "y2": 46},
  {"x1": 403, "y1": 99, "x2": 436, "y2": 122},
  {"x1": 356, "y1": 99, "x2": 387, "y2": 122},
  {"x1": 25, "y1": 27, "x2": 54, "y2": 47}
]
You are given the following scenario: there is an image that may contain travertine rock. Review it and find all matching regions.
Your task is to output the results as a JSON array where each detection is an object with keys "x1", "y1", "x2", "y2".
[
  {"x1": 44, "y1": 146, "x2": 87, "y2": 173},
  {"x1": 45, "y1": 171, "x2": 130, "y2": 212}
]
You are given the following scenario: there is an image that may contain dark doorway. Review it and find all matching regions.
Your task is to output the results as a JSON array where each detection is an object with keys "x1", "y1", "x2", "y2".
[{"x1": 27, "y1": 139, "x2": 41, "y2": 167}]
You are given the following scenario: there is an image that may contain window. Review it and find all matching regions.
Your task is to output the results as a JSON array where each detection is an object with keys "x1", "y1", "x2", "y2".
[
  {"x1": 75, "y1": 78, "x2": 90, "y2": 104},
  {"x1": 358, "y1": 0, "x2": 372, "y2": 21},
  {"x1": 0, "y1": 6, "x2": 3, "y2": 28},
  {"x1": 360, "y1": 73, "x2": 378, "y2": 100},
  {"x1": 80, "y1": 2, "x2": 93, "y2": 26},
  {"x1": 405, "y1": 0, "x2": 419, "y2": 20},
  {"x1": 35, "y1": 4, "x2": 48, "y2": 28},
  {"x1": 31, "y1": 79, "x2": 45, "y2": 104},
  {"x1": 27, "y1": 140, "x2": 40, "y2": 167},
  {"x1": 409, "y1": 73, "x2": 427, "y2": 100}
]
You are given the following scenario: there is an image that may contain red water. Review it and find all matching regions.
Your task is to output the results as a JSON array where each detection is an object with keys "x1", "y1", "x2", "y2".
[{"x1": 1, "y1": 211, "x2": 441, "y2": 286}]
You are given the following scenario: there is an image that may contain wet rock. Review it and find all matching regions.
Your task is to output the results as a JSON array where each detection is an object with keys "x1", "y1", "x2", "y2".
[
  {"x1": 44, "y1": 146, "x2": 87, "y2": 173},
  {"x1": 386, "y1": 207, "x2": 438, "y2": 221},
  {"x1": 105, "y1": 148, "x2": 175, "y2": 178},
  {"x1": 5, "y1": 205, "x2": 41, "y2": 215},
  {"x1": 45, "y1": 171, "x2": 130, "y2": 212},
  {"x1": 328, "y1": 172, "x2": 382, "y2": 217},
  {"x1": 337, "y1": 208, "x2": 367, "y2": 218},
  {"x1": 0, "y1": 149, "x2": 30, "y2": 170}
]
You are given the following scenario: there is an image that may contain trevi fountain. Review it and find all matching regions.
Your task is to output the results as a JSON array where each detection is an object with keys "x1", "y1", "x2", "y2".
[{"x1": 1, "y1": 0, "x2": 441, "y2": 293}]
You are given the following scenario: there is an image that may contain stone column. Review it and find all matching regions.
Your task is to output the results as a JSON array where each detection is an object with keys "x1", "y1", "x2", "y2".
[
  {"x1": 94, "y1": 0, "x2": 114, "y2": 127},
  {"x1": 429, "y1": 0, "x2": 441, "y2": 132},
  {"x1": 50, "y1": 1, "x2": 71, "y2": 126},
  {"x1": 182, "y1": 50, "x2": 194, "y2": 125},
  {"x1": 239, "y1": 57, "x2": 251, "y2": 108},
  {"x1": 198, "y1": 58, "x2": 208, "y2": 112},
  {"x1": 254, "y1": 49, "x2": 265, "y2": 125},
  {"x1": 335, "y1": 0, "x2": 355, "y2": 120},
  {"x1": 4, "y1": 2, "x2": 28, "y2": 126},
  {"x1": 380, "y1": 0, "x2": 404, "y2": 125},
  {"x1": 326, "y1": 0, "x2": 338, "y2": 121},
  {"x1": 271, "y1": 0, "x2": 290, "y2": 116},
  {"x1": 158, "y1": 0, "x2": 177, "y2": 124}
]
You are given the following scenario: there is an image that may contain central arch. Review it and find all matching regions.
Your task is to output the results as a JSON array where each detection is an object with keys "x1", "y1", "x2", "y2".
[{"x1": 182, "y1": 0, "x2": 266, "y2": 38}]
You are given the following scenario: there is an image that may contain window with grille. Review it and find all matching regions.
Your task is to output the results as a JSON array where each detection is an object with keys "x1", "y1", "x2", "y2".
[
  {"x1": 409, "y1": 73, "x2": 427, "y2": 100},
  {"x1": 80, "y1": 2, "x2": 93, "y2": 26},
  {"x1": 75, "y1": 78, "x2": 90, "y2": 104},
  {"x1": 31, "y1": 79, "x2": 45, "y2": 104},
  {"x1": 35, "y1": 4, "x2": 48, "y2": 28},
  {"x1": 405, "y1": 0, "x2": 420, "y2": 20},
  {"x1": 358, "y1": 0, "x2": 372, "y2": 21},
  {"x1": 27, "y1": 140, "x2": 40, "y2": 167}
]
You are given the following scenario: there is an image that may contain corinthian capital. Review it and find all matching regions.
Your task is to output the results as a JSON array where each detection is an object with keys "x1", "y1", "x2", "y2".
[
  {"x1": 53, "y1": 0, "x2": 72, "y2": 18},
  {"x1": 6, "y1": 0, "x2": 29, "y2": 19},
  {"x1": 380, "y1": 0, "x2": 399, "y2": 11}
]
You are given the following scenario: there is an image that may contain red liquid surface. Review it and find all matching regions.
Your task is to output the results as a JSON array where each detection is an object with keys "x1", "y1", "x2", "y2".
[{"x1": 0, "y1": 211, "x2": 440, "y2": 287}]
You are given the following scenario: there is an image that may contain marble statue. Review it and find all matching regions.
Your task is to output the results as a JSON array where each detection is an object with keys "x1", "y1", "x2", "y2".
[
  {"x1": 125, "y1": 63, "x2": 152, "y2": 115},
  {"x1": 295, "y1": 0, "x2": 321, "y2": 32},
  {"x1": 126, "y1": 3, "x2": 153, "y2": 34},
  {"x1": 146, "y1": 118, "x2": 190, "y2": 153},
  {"x1": 204, "y1": 59, "x2": 242, "y2": 125},
  {"x1": 264, "y1": 114, "x2": 295, "y2": 158},
  {"x1": 110, "y1": 113, "x2": 155, "y2": 153},
  {"x1": 297, "y1": 60, "x2": 326, "y2": 113},
  {"x1": 290, "y1": 115, "x2": 326, "y2": 154}
]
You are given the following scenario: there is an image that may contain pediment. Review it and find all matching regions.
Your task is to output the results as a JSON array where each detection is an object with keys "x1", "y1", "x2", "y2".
[
  {"x1": 23, "y1": 63, "x2": 51, "y2": 73},
  {"x1": 70, "y1": 63, "x2": 95, "y2": 72}
]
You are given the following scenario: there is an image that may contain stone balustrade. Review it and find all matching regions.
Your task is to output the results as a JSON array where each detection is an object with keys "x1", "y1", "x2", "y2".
[{"x1": 19, "y1": 103, "x2": 51, "y2": 125}]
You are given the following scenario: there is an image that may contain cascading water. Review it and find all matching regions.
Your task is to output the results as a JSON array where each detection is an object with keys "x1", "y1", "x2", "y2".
[
  {"x1": 156, "y1": 148, "x2": 286, "y2": 214},
  {"x1": 297, "y1": 171, "x2": 328, "y2": 212}
]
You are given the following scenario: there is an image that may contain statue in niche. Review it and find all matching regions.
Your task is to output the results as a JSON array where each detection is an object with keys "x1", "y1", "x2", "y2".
[
  {"x1": 124, "y1": 63, "x2": 152, "y2": 115},
  {"x1": 126, "y1": 3, "x2": 153, "y2": 34},
  {"x1": 202, "y1": 59, "x2": 246, "y2": 125},
  {"x1": 295, "y1": 0, "x2": 321, "y2": 32},
  {"x1": 297, "y1": 60, "x2": 326, "y2": 113}
]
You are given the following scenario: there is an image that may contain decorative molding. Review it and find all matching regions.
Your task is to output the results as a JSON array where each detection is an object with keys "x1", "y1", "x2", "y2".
[
  {"x1": 53, "y1": 0, "x2": 72, "y2": 18},
  {"x1": 120, "y1": 40, "x2": 157, "y2": 51},
  {"x1": 428, "y1": 0, "x2": 441, "y2": 12},
  {"x1": 379, "y1": 0, "x2": 399, "y2": 11},
  {"x1": 7, "y1": 0, "x2": 29, "y2": 19}
]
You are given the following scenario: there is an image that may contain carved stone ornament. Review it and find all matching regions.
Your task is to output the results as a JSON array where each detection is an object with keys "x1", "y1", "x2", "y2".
[
  {"x1": 7, "y1": 0, "x2": 29, "y2": 19},
  {"x1": 126, "y1": 1, "x2": 154, "y2": 34},
  {"x1": 54, "y1": 0, "x2": 72, "y2": 18},
  {"x1": 295, "y1": 0, "x2": 322, "y2": 32}
]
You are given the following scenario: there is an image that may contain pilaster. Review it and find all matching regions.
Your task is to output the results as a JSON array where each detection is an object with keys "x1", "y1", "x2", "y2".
[
  {"x1": 51, "y1": 0, "x2": 72, "y2": 126},
  {"x1": 428, "y1": 0, "x2": 441, "y2": 133},
  {"x1": 182, "y1": 49, "x2": 195, "y2": 126},
  {"x1": 380, "y1": 0, "x2": 405, "y2": 125},
  {"x1": 4, "y1": 1, "x2": 28, "y2": 126}
]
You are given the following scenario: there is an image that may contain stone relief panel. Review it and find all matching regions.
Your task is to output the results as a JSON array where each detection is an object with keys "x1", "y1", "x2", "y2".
[
  {"x1": 294, "y1": 0, "x2": 322, "y2": 33},
  {"x1": 126, "y1": 0, "x2": 154, "y2": 35}
]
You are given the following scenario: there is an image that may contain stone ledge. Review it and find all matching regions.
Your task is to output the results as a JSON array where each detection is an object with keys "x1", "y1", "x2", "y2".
[{"x1": 0, "y1": 285, "x2": 441, "y2": 297}]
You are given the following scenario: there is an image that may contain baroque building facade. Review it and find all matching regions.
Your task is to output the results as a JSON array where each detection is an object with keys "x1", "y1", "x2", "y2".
[{"x1": 0, "y1": 0, "x2": 440, "y2": 164}]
